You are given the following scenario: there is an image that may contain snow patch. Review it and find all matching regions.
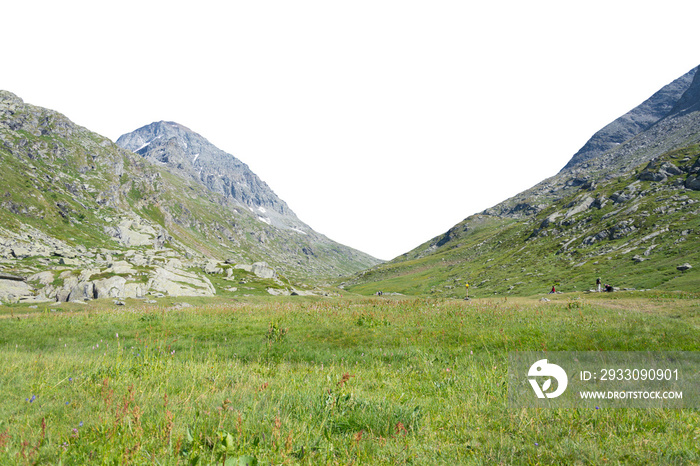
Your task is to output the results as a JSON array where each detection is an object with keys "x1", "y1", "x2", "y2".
[
  {"x1": 192, "y1": 153, "x2": 199, "y2": 164},
  {"x1": 257, "y1": 216, "x2": 271, "y2": 225},
  {"x1": 134, "y1": 135, "x2": 161, "y2": 152},
  {"x1": 291, "y1": 228, "x2": 307, "y2": 235},
  {"x1": 257, "y1": 206, "x2": 267, "y2": 214}
]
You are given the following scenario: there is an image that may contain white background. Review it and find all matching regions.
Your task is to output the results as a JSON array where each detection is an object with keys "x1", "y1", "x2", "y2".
[{"x1": 3, "y1": 1, "x2": 699, "y2": 259}]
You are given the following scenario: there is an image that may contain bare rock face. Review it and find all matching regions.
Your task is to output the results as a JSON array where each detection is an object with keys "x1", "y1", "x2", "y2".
[
  {"x1": 563, "y1": 67, "x2": 698, "y2": 170},
  {"x1": 148, "y1": 266, "x2": 215, "y2": 297},
  {"x1": 116, "y1": 122, "x2": 299, "y2": 229},
  {"x1": 0, "y1": 278, "x2": 32, "y2": 302}
]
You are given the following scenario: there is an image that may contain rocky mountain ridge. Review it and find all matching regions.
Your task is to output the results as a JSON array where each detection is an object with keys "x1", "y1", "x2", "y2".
[
  {"x1": 345, "y1": 144, "x2": 700, "y2": 297},
  {"x1": 0, "y1": 91, "x2": 380, "y2": 304},
  {"x1": 563, "y1": 67, "x2": 697, "y2": 170},
  {"x1": 345, "y1": 65, "x2": 700, "y2": 297},
  {"x1": 482, "y1": 65, "x2": 700, "y2": 220},
  {"x1": 116, "y1": 122, "x2": 301, "y2": 230}
]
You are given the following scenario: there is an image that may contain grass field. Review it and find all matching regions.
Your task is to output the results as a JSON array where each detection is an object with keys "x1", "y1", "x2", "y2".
[{"x1": 0, "y1": 292, "x2": 698, "y2": 464}]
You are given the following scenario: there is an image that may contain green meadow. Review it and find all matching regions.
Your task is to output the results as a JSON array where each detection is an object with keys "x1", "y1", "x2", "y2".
[{"x1": 0, "y1": 292, "x2": 698, "y2": 464}]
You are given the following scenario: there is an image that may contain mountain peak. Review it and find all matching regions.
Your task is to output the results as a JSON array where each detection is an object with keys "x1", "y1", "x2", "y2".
[
  {"x1": 117, "y1": 121, "x2": 299, "y2": 229},
  {"x1": 666, "y1": 65, "x2": 700, "y2": 117},
  {"x1": 562, "y1": 66, "x2": 698, "y2": 172}
]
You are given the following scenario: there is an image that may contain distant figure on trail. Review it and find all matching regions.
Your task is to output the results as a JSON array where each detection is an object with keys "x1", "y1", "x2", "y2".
[
  {"x1": 465, "y1": 282, "x2": 470, "y2": 300},
  {"x1": 376, "y1": 291, "x2": 383, "y2": 296},
  {"x1": 596, "y1": 277, "x2": 601, "y2": 292},
  {"x1": 549, "y1": 285, "x2": 556, "y2": 294},
  {"x1": 605, "y1": 284, "x2": 613, "y2": 292}
]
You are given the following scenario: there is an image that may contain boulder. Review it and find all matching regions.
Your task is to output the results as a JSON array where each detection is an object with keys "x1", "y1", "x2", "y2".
[
  {"x1": 107, "y1": 219, "x2": 155, "y2": 247},
  {"x1": 28, "y1": 271, "x2": 54, "y2": 286},
  {"x1": 53, "y1": 248, "x2": 76, "y2": 258},
  {"x1": 124, "y1": 283, "x2": 145, "y2": 298},
  {"x1": 677, "y1": 263, "x2": 692, "y2": 272},
  {"x1": 686, "y1": 175, "x2": 700, "y2": 190},
  {"x1": 565, "y1": 196, "x2": 595, "y2": 218},
  {"x1": 94, "y1": 276, "x2": 127, "y2": 299},
  {"x1": 68, "y1": 281, "x2": 95, "y2": 302},
  {"x1": 0, "y1": 278, "x2": 33, "y2": 302},
  {"x1": 56, "y1": 288, "x2": 71, "y2": 302},
  {"x1": 203, "y1": 259, "x2": 224, "y2": 274},
  {"x1": 251, "y1": 262, "x2": 277, "y2": 279},
  {"x1": 11, "y1": 247, "x2": 31, "y2": 259},
  {"x1": 59, "y1": 258, "x2": 81, "y2": 266},
  {"x1": 639, "y1": 170, "x2": 667, "y2": 182},
  {"x1": 107, "y1": 260, "x2": 135, "y2": 275},
  {"x1": 56, "y1": 275, "x2": 79, "y2": 302},
  {"x1": 148, "y1": 266, "x2": 215, "y2": 297}
]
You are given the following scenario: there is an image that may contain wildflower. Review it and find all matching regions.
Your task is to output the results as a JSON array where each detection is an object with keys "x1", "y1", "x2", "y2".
[
  {"x1": 116, "y1": 333, "x2": 119, "y2": 339},
  {"x1": 29, "y1": 395, "x2": 36, "y2": 403},
  {"x1": 535, "y1": 442, "x2": 539, "y2": 446},
  {"x1": 69, "y1": 377, "x2": 73, "y2": 382},
  {"x1": 79, "y1": 421, "x2": 83, "y2": 427}
]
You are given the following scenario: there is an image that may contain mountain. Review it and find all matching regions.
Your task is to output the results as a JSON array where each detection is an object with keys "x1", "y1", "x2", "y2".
[
  {"x1": 0, "y1": 91, "x2": 380, "y2": 304},
  {"x1": 116, "y1": 122, "x2": 299, "y2": 229},
  {"x1": 562, "y1": 67, "x2": 697, "y2": 171},
  {"x1": 344, "y1": 65, "x2": 700, "y2": 297}
]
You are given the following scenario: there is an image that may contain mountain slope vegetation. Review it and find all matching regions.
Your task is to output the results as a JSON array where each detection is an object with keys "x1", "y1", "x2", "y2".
[
  {"x1": 345, "y1": 66, "x2": 700, "y2": 297},
  {"x1": 0, "y1": 91, "x2": 379, "y2": 303}
]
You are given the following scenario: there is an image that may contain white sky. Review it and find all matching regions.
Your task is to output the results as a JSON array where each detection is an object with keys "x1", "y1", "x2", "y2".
[{"x1": 2, "y1": 1, "x2": 699, "y2": 260}]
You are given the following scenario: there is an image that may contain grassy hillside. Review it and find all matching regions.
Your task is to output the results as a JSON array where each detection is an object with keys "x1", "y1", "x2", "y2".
[
  {"x1": 0, "y1": 91, "x2": 379, "y2": 302},
  {"x1": 344, "y1": 145, "x2": 700, "y2": 298}
]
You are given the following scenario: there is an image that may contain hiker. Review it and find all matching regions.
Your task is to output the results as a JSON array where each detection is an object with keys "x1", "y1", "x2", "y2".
[
  {"x1": 465, "y1": 282, "x2": 470, "y2": 300},
  {"x1": 605, "y1": 284, "x2": 613, "y2": 292},
  {"x1": 549, "y1": 285, "x2": 556, "y2": 294},
  {"x1": 596, "y1": 277, "x2": 601, "y2": 292}
]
